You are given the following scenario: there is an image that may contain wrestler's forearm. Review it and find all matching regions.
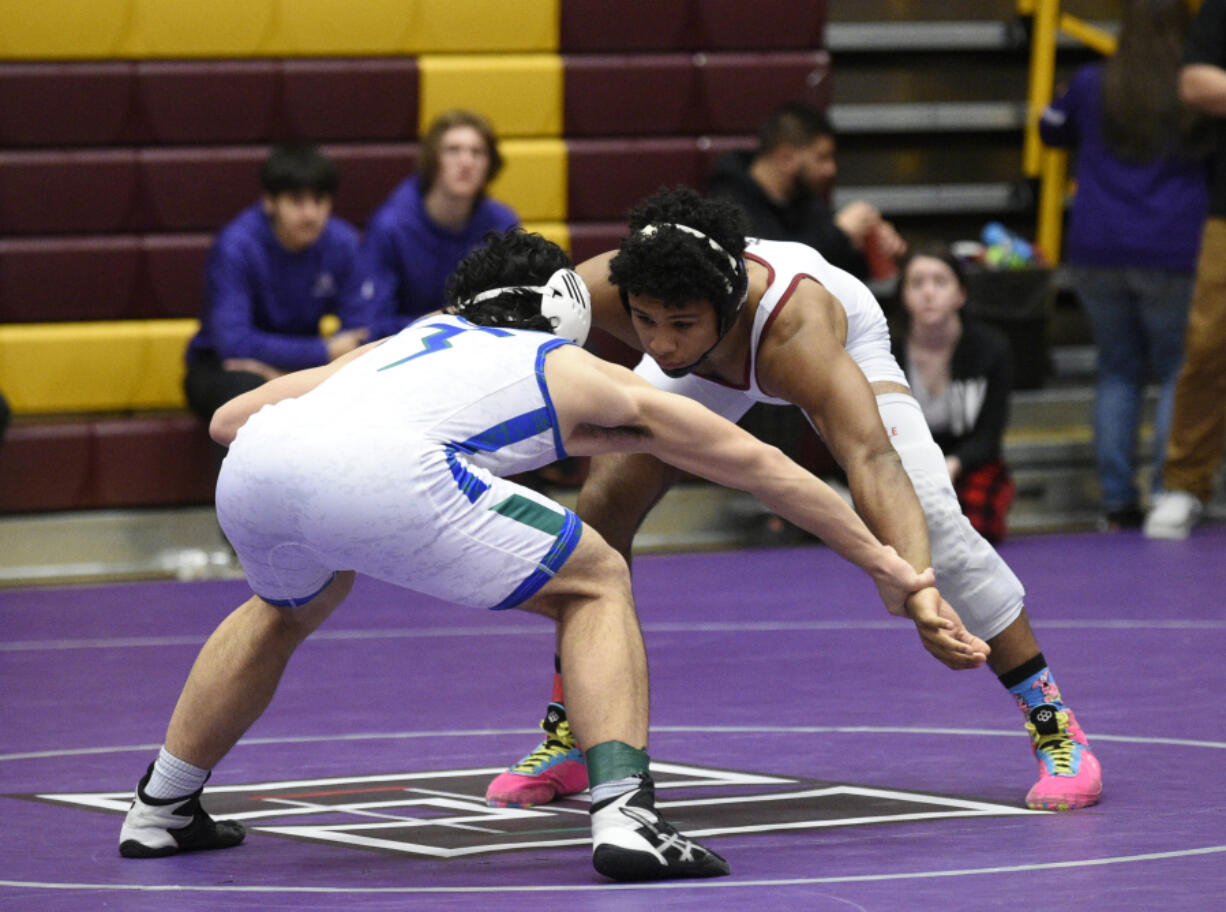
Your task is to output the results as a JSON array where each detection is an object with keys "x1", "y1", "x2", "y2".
[{"x1": 846, "y1": 449, "x2": 933, "y2": 572}]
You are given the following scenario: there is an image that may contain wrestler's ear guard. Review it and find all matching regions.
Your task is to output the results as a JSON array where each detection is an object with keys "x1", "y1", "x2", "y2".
[{"x1": 539, "y1": 268, "x2": 592, "y2": 346}]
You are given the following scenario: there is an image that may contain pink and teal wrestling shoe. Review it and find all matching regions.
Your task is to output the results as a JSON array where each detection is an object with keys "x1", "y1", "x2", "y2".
[
  {"x1": 486, "y1": 702, "x2": 588, "y2": 808},
  {"x1": 1024, "y1": 703, "x2": 1103, "y2": 811}
]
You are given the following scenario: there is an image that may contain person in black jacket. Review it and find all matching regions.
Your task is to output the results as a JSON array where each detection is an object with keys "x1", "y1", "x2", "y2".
[
  {"x1": 891, "y1": 244, "x2": 1017, "y2": 543},
  {"x1": 707, "y1": 102, "x2": 905, "y2": 280}
]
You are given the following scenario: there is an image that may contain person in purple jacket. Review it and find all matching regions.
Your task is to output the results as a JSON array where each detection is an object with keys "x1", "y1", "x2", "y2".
[
  {"x1": 1040, "y1": 0, "x2": 1210, "y2": 531},
  {"x1": 184, "y1": 143, "x2": 372, "y2": 433},
  {"x1": 362, "y1": 110, "x2": 520, "y2": 338}
]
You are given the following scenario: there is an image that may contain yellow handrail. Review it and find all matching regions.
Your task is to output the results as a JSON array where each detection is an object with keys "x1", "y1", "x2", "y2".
[{"x1": 1019, "y1": 0, "x2": 1117, "y2": 263}]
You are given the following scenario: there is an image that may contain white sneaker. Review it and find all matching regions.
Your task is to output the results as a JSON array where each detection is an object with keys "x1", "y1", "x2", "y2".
[{"x1": 1144, "y1": 491, "x2": 1203, "y2": 540}]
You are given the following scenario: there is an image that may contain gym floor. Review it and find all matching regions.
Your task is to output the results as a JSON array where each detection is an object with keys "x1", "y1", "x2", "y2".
[{"x1": 2, "y1": 526, "x2": 1224, "y2": 909}]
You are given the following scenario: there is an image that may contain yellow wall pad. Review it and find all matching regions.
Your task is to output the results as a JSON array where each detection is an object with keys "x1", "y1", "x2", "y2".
[
  {"x1": 0, "y1": 0, "x2": 132, "y2": 59},
  {"x1": 407, "y1": 0, "x2": 557, "y2": 54},
  {"x1": 418, "y1": 55, "x2": 563, "y2": 139},
  {"x1": 0, "y1": 320, "x2": 196, "y2": 414},
  {"x1": 0, "y1": 0, "x2": 558, "y2": 59},
  {"x1": 489, "y1": 139, "x2": 568, "y2": 223}
]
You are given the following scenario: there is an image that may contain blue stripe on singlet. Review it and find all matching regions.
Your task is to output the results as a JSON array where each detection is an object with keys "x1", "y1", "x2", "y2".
[
  {"x1": 534, "y1": 338, "x2": 570, "y2": 460},
  {"x1": 445, "y1": 342, "x2": 569, "y2": 502},
  {"x1": 259, "y1": 572, "x2": 337, "y2": 608},
  {"x1": 489, "y1": 509, "x2": 583, "y2": 610},
  {"x1": 444, "y1": 445, "x2": 490, "y2": 504},
  {"x1": 461, "y1": 407, "x2": 553, "y2": 454},
  {"x1": 445, "y1": 408, "x2": 552, "y2": 503}
]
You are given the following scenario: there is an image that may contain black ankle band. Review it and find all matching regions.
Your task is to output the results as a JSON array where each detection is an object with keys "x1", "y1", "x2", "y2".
[{"x1": 998, "y1": 652, "x2": 1047, "y2": 689}]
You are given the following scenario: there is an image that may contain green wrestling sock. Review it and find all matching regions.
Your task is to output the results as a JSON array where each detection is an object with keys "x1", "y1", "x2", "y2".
[{"x1": 586, "y1": 741, "x2": 650, "y2": 804}]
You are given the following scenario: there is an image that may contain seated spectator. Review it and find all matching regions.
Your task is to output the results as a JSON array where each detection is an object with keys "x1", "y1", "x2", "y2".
[
  {"x1": 184, "y1": 143, "x2": 371, "y2": 439},
  {"x1": 362, "y1": 110, "x2": 520, "y2": 337},
  {"x1": 891, "y1": 245, "x2": 1017, "y2": 544},
  {"x1": 707, "y1": 101, "x2": 905, "y2": 281}
]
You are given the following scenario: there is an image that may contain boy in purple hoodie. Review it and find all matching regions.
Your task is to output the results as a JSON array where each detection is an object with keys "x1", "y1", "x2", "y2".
[{"x1": 184, "y1": 144, "x2": 372, "y2": 429}]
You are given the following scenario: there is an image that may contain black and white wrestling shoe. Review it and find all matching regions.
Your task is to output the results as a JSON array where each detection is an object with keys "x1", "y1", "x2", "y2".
[
  {"x1": 590, "y1": 772, "x2": 729, "y2": 881},
  {"x1": 118, "y1": 762, "x2": 245, "y2": 858}
]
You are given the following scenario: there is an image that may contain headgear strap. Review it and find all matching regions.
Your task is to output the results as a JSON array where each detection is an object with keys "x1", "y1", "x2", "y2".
[
  {"x1": 637, "y1": 223, "x2": 738, "y2": 293},
  {"x1": 465, "y1": 268, "x2": 591, "y2": 345}
]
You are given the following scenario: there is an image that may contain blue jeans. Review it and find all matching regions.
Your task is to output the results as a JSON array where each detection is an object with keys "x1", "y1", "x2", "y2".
[{"x1": 1067, "y1": 266, "x2": 1194, "y2": 511}]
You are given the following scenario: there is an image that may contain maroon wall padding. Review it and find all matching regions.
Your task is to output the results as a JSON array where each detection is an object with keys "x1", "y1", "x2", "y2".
[
  {"x1": 695, "y1": 52, "x2": 830, "y2": 132},
  {"x1": 0, "y1": 150, "x2": 139, "y2": 235},
  {"x1": 0, "y1": 237, "x2": 141, "y2": 322},
  {"x1": 283, "y1": 60, "x2": 419, "y2": 142},
  {"x1": 694, "y1": 0, "x2": 825, "y2": 50},
  {"x1": 566, "y1": 221, "x2": 626, "y2": 264},
  {"x1": 140, "y1": 234, "x2": 211, "y2": 318},
  {"x1": 560, "y1": 0, "x2": 825, "y2": 51},
  {"x1": 567, "y1": 138, "x2": 705, "y2": 221},
  {"x1": 0, "y1": 416, "x2": 214, "y2": 514},
  {"x1": 139, "y1": 147, "x2": 267, "y2": 232},
  {"x1": 0, "y1": 63, "x2": 139, "y2": 147},
  {"x1": 0, "y1": 423, "x2": 94, "y2": 513},
  {"x1": 564, "y1": 55, "x2": 701, "y2": 136},
  {"x1": 0, "y1": 60, "x2": 422, "y2": 148},
  {"x1": 560, "y1": 0, "x2": 693, "y2": 52},
  {"x1": 92, "y1": 416, "x2": 215, "y2": 507},
  {"x1": 564, "y1": 52, "x2": 830, "y2": 137},
  {"x1": 0, "y1": 145, "x2": 417, "y2": 235},
  {"x1": 324, "y1": 144, "x2": 418, "y2": 226},
  {"x1": 0, "y1": 235, "x2": 209, "y2": 322},
  {"x1": 137, "y1": 61, "x2": 281, "y2": 144}
]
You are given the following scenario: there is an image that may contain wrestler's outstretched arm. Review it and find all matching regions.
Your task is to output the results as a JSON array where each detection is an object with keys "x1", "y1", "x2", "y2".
[{"x1": 547, "y1": 344, "x2": 985, "y2": 674}]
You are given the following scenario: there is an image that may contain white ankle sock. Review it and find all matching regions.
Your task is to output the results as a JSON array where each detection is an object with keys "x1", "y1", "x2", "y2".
[
  {"x1": 145, "y1": 748, "x2": 209, "y2": 800},
  {"x1": 590, "y1": 774, "x2": 640, "y2": 807}
]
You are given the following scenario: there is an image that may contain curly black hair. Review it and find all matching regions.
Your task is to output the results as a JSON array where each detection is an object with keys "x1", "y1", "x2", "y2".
[
  {"x1": 608, "y1": 186, "x2": 748, "y2": 308},
  {"x1": 446, "y1": 229, "x2": 571, "y2": 333}
]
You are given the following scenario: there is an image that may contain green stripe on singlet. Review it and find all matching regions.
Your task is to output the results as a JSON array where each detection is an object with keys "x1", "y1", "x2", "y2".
[{"x1": 490, "y1": 494, "x2": 566, "y2": 536}]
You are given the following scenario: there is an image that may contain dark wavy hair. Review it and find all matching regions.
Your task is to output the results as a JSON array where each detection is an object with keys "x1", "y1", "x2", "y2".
[
  {"x1": 608, "y1": 186, "x2": 748, "y2": 310},
  {"x1": 446, "y1": 229, "x2": 570, "y2": 333},
  {"x1": 1102, "y1": 0, "x2": 1209, "y2": 162}
]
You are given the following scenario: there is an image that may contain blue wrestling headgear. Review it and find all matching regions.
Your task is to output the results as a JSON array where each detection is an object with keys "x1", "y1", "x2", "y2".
[
  {"x1": 467, "y1": 268, "x2": 592, "y2": 345},
  {"x1": 625, "y1": 222, "x2": 749, "y2": 378}
]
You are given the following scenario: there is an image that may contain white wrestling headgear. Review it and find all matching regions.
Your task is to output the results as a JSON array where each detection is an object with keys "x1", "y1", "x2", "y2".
[{"x1": 467, "y1": 268, "x2": 592, "y2": 345}]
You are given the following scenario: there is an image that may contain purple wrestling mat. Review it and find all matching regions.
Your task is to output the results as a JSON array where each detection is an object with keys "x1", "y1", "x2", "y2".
[{"x1": 2, "y1": 527, "x2": 1225, "y2": 911}]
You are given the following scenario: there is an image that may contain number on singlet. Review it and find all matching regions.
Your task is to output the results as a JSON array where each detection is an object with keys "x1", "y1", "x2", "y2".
[{"x1": 377, "y1": 320, "x2": 512, "y2": 372}]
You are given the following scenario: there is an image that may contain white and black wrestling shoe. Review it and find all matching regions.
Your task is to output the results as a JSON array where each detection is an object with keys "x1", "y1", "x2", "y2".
[
  {"x1": 591, "y1": 772, "x2": 729, "y2": 881},
  {"x1": 119, "y1": 763, "x2": 245, "y2": 858}
]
